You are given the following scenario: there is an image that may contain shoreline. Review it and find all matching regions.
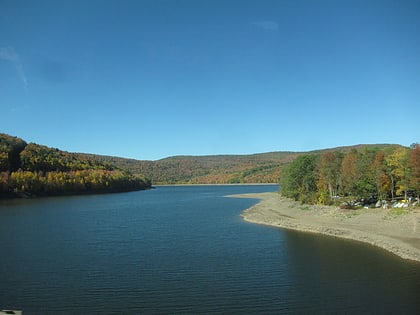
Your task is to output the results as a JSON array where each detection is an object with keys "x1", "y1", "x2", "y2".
[
  {"x1": 153, "y1": 183, "x2": 278, "y2": 187},
  {"x1": 0, "y1": 186, "x2": 152, "y2": 201},
  {"x1": 232, "y1": 192, "x2": 420, "y2": 263}
]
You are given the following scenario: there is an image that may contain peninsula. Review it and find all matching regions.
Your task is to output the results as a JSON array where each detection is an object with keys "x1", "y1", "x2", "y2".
[{"x1": 238, "y1": 192, "x2": 420, "y2": 263}]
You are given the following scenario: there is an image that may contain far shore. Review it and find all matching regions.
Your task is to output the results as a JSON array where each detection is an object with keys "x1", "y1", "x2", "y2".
[
  {"x1": 153, "y1": 183, "x2": 278, "y2": 187},
  {"x1": 231, "y1": 192, "x2": 420, "y2": 263}
]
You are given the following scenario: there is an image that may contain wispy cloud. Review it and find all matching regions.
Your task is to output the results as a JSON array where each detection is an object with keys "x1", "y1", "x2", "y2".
[
  {"x1": 0, "y1": 46, "x2": 28, "y2": 89},
  {"x1": 252, "y1": 20, "x2": 279, "y2": 31}
]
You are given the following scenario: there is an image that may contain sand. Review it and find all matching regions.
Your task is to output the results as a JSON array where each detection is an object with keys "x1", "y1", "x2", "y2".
[{"x1": 232, "y1": 192, "x2": 420, "y2": 263}]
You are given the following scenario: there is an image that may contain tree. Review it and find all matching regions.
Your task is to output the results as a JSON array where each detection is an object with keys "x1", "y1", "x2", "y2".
[
  {"x1": 372, "y1": 151, "x2": 391, "y2": 199},
  {"x1": 316, "y1": 152, "x2": 342, "y2": 203},
  {"x1": 340, "y1": 150, "x2": 359, "y2": 196},
  {"x1": 281, "y1": 154, "x2": 318, "y2": 203},
  {"x1": 409, "y1": 144, "x2": 420, "y2": 200},
  {"x1": 385, "y1": 147, "x2": 410, "y2": 200},
  {"x1": 353, "y1": 148, "x2": 377, "y2": 197},
  {"x1": 0, "y1": 152, "x2": 9, "y2": 171},
  {"x1": 0, "y1": 133, "x2": 27, "y2": 171}
]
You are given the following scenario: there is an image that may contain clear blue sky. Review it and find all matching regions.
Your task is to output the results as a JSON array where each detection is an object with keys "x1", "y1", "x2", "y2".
[{"x1": 1, "y1": 0, "x2": 419, "y2": 160}]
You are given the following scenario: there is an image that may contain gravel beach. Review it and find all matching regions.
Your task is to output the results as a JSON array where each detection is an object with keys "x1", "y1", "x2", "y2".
[{"x1": 233, "y1": 192, "x2": 420, "y2": 263}]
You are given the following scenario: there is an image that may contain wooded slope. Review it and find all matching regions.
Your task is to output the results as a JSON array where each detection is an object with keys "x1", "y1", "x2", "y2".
[
  {"x1": 2, "y1": 133, "x2": 407, "y2": 193},
  {"x1": 84, "y1": 144, "x2": 403, "y2": 185},
  {"x1": 0, "y1": 133, "x2": 151, "y2": 198}
]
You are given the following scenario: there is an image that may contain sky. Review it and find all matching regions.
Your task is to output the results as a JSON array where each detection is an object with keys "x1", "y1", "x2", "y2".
[{"x1": 1, "y1": 0, "x2": 419, "y2": 160}]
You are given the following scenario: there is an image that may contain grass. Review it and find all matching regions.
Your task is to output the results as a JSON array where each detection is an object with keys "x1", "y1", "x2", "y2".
[
  {"x1": 299, "y1": 205, "x2": 311, "y2": 211},
  {"x1": 388, "y1": 207, "x2": 409, "y2": 216}
]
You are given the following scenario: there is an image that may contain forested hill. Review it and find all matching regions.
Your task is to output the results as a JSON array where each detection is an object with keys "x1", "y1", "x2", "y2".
[
  {"x1": 81, "y1": 152, "x2": 296, "y2": 185},
  {"x1": 1, "y1": 133, "x2": 408, "y2": 194},
  {"x1": 0, "y1": 133, "x2": 151, "y2": 198},
  {"x1": 83, "y1": 144, "x2": 404, "y2": 185}
]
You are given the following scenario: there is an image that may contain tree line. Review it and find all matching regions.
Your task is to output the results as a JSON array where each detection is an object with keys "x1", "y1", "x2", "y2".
[
  {"x1": 3, "y1": 133, "x2": 418, "y2": 202},
  {"x1": 280, "y1": 145, "x2": 420, "y2": 205},
  {"x1": 85, "y1": 153, "x2": 291, "y2": 184},
  {"x1": 0, "y1": 134, "x2": 151, "y2": 198}
]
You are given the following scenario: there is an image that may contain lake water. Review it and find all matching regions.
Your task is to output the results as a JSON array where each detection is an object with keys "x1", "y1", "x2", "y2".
[{"x1": 0, "y1": 185, "x2": 419, "y2": 314}]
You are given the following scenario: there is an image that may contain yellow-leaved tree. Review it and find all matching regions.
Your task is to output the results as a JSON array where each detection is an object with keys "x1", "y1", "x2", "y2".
[{"x1": 385, "y1": 147, "x2": 410, "y2": 200}]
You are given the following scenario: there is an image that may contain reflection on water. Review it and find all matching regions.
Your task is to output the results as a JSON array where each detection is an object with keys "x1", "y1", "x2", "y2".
[
  {"x1": 0, "y1": 185, "x2": 419, "y2": 314},
  {"x1": 282, "y1": 230, "x2": 420, "y2": 314}
]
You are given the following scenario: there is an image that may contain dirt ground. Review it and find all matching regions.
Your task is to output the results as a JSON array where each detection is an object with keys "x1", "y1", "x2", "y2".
[{"x1": 231, "y1": 192, "x2": 420, "y2": 263}]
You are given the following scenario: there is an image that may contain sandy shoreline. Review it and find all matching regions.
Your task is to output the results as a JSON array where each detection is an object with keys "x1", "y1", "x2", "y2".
[{"x1": 232, "y1": 192, "x2": 420, "y2": 263}]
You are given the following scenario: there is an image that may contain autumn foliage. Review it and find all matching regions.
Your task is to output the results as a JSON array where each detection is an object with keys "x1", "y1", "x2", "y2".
[
  {"x1": 281, "y1": 145, "x2": 420, "y2": 205},
  {"x1": 0, "y1": 134, "x2": 151, "y2": 198}
]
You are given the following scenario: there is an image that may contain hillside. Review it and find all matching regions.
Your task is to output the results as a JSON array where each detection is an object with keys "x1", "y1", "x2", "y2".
[
  {"x1": 1, "y1": 133, "x2": 406, "y2": 191},
  {"x1": 0, "y1": 133, "x2": 151, "y2": 198},
  {"x1": 83, "y1": 144, "x2": 404, "y2": 185},
  {"x1": 79, "y1": 152, "x2": 296, "y2": 184}
]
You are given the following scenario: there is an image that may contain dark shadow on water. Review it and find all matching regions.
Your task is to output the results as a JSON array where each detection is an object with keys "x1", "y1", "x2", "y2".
[{"x1": 281, "y1": 229, "x2": 420, "y2": 314}]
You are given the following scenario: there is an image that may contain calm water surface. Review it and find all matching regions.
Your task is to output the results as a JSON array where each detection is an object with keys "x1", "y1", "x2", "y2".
[{"x1": 0, "y1": 185, "x2": 419, "y2": 314}]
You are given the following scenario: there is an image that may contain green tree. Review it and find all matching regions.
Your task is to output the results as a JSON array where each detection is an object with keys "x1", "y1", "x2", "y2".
[
  {"x1": 353, "y1": 148, "x2": 377, "y2": 197},
  {"x1": 280, "y1": 154, "x2": 318, "y2": 203},
  {"x1": 0, "y1": 133, "x2": 27, "y2": 171},
  {"x1": 408, "y1": 144, "x2": 420, "y2": 200},
  {"x1": 316, "y1": 152, "x2": 342, "y2": 204}
]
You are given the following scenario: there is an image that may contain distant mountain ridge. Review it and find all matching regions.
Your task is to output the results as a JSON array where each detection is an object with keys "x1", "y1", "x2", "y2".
[
  {"x1": 1, "y1": 133, "x2": 405, "y2": 187},
  {"x1": 82, "y1": 144, "x2": 404, "y2": 185}
]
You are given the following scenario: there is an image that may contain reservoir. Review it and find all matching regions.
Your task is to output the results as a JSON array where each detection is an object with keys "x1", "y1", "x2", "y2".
[{"x1": 1, "y1": 185, "x2": 419, "y2": 314}]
